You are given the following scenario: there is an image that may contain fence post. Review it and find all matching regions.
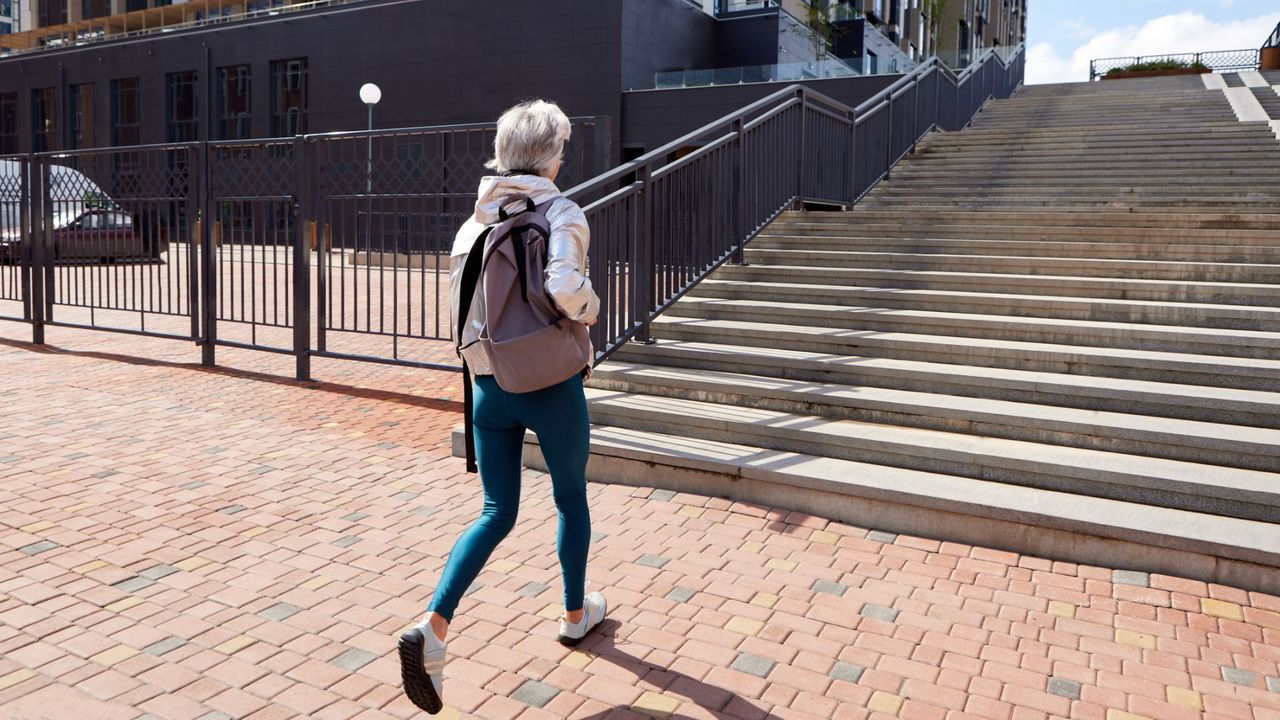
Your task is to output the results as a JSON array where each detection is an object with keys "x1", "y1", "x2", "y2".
[
  {"x1": 731, "y1": 117, "x2": 748, "y2": 266},
  {"x1": 186, "y1": 148, "x2": 200, "y2": 342},
  {"x1": 25, "y1": 156, "x2": 44, "y2": 345},
  {"x1": 292, "y1": 135, "x2": 312, "y2": 381},
  {"x1": 633, "y1": 162, "x2": 655, "y2": 345},
  {"x1": 199, "y1": 141, "x2": 216, "y2": 367}
]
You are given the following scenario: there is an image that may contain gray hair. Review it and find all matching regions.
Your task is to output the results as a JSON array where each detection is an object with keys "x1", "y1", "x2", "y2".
[{"x1": 485, "y1": 100, "x2": 572, "y2": 176}]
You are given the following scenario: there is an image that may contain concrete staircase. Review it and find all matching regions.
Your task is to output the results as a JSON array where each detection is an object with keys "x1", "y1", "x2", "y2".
[{"x1": 459, "y1": 76, "x2": 1280, "y2": 591}]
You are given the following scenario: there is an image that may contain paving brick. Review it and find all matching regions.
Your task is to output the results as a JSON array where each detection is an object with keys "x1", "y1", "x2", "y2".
[
  {"x1": 1113, "y1": 571, "x2": 1150, "y2": 588},
  {"x1": 731, "y1": 653, "x2": 776, "y2": 679},
  {"x1": 511, "y1": 680, "x2": 559, "y2": 708},
  {"x1": 1046, "y1": 677, "x2": 1081, "y2": 701},
  {"x1": 1222, "y1": 666, "x2": 1257, "y2": 686},
  {"x1": 330, "y1": 648, "x2": 377, "y2": 672},
  {"x1": 862, "y1": 604, "x2": 901, "y2": 623}
]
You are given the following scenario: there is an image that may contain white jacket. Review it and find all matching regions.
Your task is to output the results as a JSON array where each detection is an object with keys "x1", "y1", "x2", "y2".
[{"x1": 449, "y1": 174, "x2": 601, "y2": 377}]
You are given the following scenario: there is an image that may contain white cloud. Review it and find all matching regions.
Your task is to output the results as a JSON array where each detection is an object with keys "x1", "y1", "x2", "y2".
[{"x1": 1027, "y1": 10, "x2": 1280, "y2": 85}]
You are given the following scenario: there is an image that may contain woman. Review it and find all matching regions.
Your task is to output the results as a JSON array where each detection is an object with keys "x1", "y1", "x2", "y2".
[{"x1": 399, "y1": 100, "x2": 607, "y2": 715}]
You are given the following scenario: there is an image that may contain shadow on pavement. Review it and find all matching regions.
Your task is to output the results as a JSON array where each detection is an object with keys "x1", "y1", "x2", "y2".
[{"x1": 570, "y1": 619, "x2": 780, "y2": 720}]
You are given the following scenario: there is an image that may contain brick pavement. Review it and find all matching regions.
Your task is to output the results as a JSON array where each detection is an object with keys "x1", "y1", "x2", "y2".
[{"x1": 1, "y1": 324, "x2": 1280, "y2": 720}]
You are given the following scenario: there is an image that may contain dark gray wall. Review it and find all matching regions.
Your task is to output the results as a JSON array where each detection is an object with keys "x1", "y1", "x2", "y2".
[
  {"x1": 0, "y1": 0, "x2": 627, "y2": 152},
  {"x1": 714, "y1": 13, "x2": 785, "y2": 69},
  {"x1": 621, "y1": 73, "x2": 901, "y2": 150},
  {"x1": 620, "y1": 0, "x2": 717, "y2": 92}
]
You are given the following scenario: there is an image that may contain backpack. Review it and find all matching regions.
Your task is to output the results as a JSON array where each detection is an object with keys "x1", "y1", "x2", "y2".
[{"x1": 455, "y1": 196, "x2": 593, "y2": 473}]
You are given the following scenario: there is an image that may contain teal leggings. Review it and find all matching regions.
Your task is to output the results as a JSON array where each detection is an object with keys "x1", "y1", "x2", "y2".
[{"x1": 428, "y1": 373, "x2": 591, "y2": 622}]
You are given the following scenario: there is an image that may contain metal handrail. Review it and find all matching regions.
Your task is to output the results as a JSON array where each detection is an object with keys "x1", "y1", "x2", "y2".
[
  {"x1": 1265, "y1": 20, "x2": 1280, "y2": 51},
  {"x1": 566, "y1": 44, "x2": 1026, "y2": 362}
]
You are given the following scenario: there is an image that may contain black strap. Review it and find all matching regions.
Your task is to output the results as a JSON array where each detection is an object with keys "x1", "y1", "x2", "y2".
[
  {"x1": 462, "y1": 363, "x2": 477, "y2": 474},
  {"x1": 497, "y1": 197, "x2": 536, "y2": 222},
  {"x1": 456, "y1": 226, "x2": 493, "y2": 475}
]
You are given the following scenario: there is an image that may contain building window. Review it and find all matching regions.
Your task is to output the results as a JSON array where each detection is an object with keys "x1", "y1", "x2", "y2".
[
  {"x1": 125, "y1": 0, "x2": 146, "y2": 11},
  {"x1": 31, "y1": 87, "x2": 55, "y2": 153},
  {"x1": 81, "y1": 0, "x2": 109, "y2": 19},
  {"x1": 270, "y1": 58, "x2": 307, "y2": 137},
  {"x1": 67, "y1": 83, "x2": 95, "y2": 149},
  {"x1": 37, "y1": 0, "x2": 66, "y2": 27},
  {"x1": 217, "y1": 65, "x2": 252, "y2": 140},
  {"x1": 0, "y1": 93, "x2": 16, "y2": 155},
  {"x1": 111, "y1": 78, "x2": 140, "y2": 146},
  {"x1": 166, "y1": 71, "x2": 199, "y2": 142}
]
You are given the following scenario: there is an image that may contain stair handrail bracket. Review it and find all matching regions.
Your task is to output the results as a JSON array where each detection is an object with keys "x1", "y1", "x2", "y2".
[{"x1": 564, "y1": 44, "x2": 1025, "y2": 363}]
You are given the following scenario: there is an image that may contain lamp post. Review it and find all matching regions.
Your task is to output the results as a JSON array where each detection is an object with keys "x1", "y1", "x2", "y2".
[
  {"x1": 359, "y1": 83, "x2": 381, "y2": 257},
  {"x1": 359, "y1": 83, "x2": 381, "y2": 194}
]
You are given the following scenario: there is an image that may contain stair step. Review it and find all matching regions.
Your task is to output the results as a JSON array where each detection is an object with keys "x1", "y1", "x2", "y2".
[
  {"x1": 451, "y1": 423, "x2": 1280, "y2": 594},
  {"x1": 769, "y1": 223, "x2": 1280, "y2": 244},
  {"x1": 716, "y1": 263, "x2": 1280, "y2": 306},
  {"x1": 689, "y1": 278, "x2": 1280, "y2": 331},
  {"x1": 665, "y1": 295, "x2": 1280, "y2": 358},
  {"x1": 612, "y1": 339, "x2": 1280, "y2": 432},
  {"x1": 740, "y1": 248, "x2": 1280, "y2": 282},
  {"x1": 649, "y1": 315, "x2": 1280, "y2": 391},
  {"x1": 751, "y1": 234, "x2": 1280, "y2": 262},
  {"x1": 581, "y1": 383, "x2": 1280, "y2": 514}
]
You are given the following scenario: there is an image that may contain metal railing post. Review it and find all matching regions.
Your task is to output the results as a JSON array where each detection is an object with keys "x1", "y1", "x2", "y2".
[
  {"x1": 25, "y1": 155, "x2": 44, "y2": 345},
  {"x1": 846, "y1": 110, "x2": 857, "y2": 205},
  {"x1": 731, "y1": 117, "x2": 748, "y2": 266},
  {"x1": 911, "y1": 77, "x2": 920, "y2": 154},
  {"x1": 199, "y1": 141, "x2": 217, "y2": 367},
  {"x1": 633, "y1": 162, "x2": 655, "y2": 345},
  {"x1": 795, "y1": 88, "x2": 806, "y2": 207},
  {"x1": 885, "y1": 95, "x2": 894, "y2": 181},
  {"x1": 292, "y1": 135, "x2": 312, "y2": 381}
]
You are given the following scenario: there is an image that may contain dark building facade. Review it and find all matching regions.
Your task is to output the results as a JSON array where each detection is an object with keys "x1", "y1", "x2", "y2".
[{"x1": 0, "y1": 0, "x2": 918, "y2": 160}]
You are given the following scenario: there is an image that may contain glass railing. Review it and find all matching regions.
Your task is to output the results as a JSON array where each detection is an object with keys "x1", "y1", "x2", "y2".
[{"x1": 655, "y1": 54, "x2": 916, "y2": 88}]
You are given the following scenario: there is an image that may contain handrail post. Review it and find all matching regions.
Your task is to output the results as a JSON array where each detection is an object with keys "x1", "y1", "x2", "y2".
[
  {"x1": 634, "y1": 162, "x2": 655, "y2": 345},
  {"x1": 292, "y1": 134, "x2": 312, "y2": 381},
  {"x1": 795, "y1": 88, "x2": 806, "y2": 208},
  {"x1": 846, "y1": 110, "x2": 857, "y2": 206},
  {"x1": 911, "y1": 76, "x2": 920, "y2": 155},
  {"x1": 885, "y1": 95, "x2": 894, "y2": 181},
  {"x1": 731, "y1": 117, "x2": 748, "y2": 266}
]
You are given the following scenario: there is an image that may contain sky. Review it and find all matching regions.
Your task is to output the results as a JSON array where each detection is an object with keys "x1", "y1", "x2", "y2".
[{"x1": 1026, "y1": 1, "x2": 1280, "y2": 85}]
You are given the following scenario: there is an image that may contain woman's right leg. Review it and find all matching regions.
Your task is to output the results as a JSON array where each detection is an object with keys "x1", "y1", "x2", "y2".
[
  {"x1": 427, "y1": 375, "x2": 524, "y2": 626},
  {"x1": 508, "y1": 374, "x2": 592, "y2": 618}
]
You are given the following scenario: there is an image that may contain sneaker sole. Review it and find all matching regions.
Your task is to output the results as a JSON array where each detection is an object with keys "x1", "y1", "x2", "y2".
[
  {"x1": 398, "y1": 628, "x2": 444, "y2": 715},
  {"x1": 557, "y1": 631, "x2": 588, "y2": 647}
]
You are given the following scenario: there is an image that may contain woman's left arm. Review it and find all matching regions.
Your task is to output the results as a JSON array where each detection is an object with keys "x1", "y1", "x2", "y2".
[{"x1": 545, "y1": 201, "x2": 601, "y2": 326}]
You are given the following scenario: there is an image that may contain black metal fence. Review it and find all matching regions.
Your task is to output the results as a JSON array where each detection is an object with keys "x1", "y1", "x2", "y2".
[
  {"x1": 1089, "y1": 49, "x2": 1260, "y2": 80},
  {"x1": 568, "y1": 45, "x2": 1025, "y2": 359},
  {"x1": 0, "y1": 117, "x2": 611, "y2": 377},
  {"x1": 1, "y1": 45, "x2": 1023, "y2": 379}
]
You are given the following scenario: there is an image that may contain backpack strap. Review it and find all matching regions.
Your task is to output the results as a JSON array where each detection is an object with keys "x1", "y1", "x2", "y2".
[{"x1": 456, "y1": 226, "x2": 493, "y2": 475}]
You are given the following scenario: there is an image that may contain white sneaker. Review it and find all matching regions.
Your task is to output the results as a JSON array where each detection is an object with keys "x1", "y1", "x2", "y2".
[
  {"x1": 398, "y1": 624, "x2": 446, "y2": 714},
  {"x1": 558, "y1": 588, "x2": 607, "y2": 646}
]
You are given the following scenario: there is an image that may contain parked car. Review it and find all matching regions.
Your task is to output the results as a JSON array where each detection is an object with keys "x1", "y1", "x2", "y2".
[
  {"x1": 0, "y1": 159, "x2": 168, "y2": 264},
  {"x1": 0, "y1": 208, "x2": 168, "y2": 264},
  {"x1": 52, "y1": 209, "x2": 168, "y2": 262}
]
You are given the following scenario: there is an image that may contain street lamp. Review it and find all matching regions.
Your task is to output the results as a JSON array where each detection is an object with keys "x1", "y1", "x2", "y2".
[
  {"x1": 359, "y1": 83, "x2": 381, "y2": 195},
  {"x1": 359, "y1": 83, "x2": 380, "y2": 259}
]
